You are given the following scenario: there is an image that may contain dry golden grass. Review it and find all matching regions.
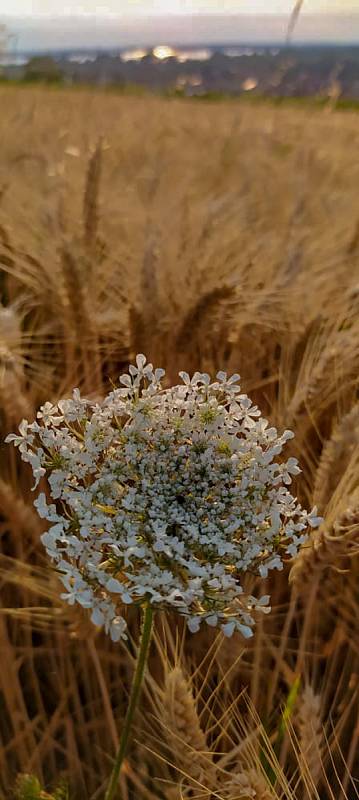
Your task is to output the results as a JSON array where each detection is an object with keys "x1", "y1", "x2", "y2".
[{"x1": 0, "y1": 85, "x2": 358, "y2": 799}]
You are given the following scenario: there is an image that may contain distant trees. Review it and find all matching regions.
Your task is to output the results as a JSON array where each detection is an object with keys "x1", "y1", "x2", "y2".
[{"x1": 24, "y1": 56, "x2": 62, "y2": 83}]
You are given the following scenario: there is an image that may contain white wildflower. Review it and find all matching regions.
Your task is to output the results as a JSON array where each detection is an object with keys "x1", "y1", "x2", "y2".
[{"x1": 6, "y1": 356, "x2": 321, "y2": 642}]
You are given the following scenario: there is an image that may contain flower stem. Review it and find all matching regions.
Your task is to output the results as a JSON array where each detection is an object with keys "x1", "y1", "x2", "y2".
[{"x1": 104, "y1": 605, "x2": 154, "y2": 800}]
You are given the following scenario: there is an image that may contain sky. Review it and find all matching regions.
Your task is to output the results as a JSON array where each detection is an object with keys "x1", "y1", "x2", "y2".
[
  {"x1": 1, "y1": 1, "x2": 359, "y2": 49},
  {"x1": 1, "y1": 1, "x2": 358, "y2": 15}
]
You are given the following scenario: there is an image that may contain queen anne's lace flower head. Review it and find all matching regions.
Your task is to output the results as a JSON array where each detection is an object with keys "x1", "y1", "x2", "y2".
[{"x1": 6, "y1": 355, "x2": 321, "y2": 642}]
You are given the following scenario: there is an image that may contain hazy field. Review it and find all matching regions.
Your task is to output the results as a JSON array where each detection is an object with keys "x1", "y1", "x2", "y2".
[{"x1": 0, "y1": 86, "x2": 358, "y2": 799}]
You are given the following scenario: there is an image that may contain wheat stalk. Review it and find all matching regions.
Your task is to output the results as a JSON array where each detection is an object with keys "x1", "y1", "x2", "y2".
[{"x1": 286, "y1": 0, "x2": 305, "y2": 44}]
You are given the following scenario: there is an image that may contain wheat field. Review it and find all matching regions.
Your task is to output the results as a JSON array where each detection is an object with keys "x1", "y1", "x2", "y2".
[{"x1": 0, "y1": 85, "x2": 358, "y2": 800}]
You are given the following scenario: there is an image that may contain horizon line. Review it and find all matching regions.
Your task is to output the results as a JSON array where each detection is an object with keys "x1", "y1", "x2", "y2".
[{"x1": 13, "y1": 40, "x2": 359, "y2": 54}]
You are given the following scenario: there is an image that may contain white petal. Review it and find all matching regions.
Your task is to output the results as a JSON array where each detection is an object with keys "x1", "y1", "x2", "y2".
[
  {"x1": 187, "y1": 616, "x2": 201, "y2": 633},
  {"x1": 91, "y1": 607, "x2": 105, "y2": 626},
  {"x1": 120, "y1": 374, "x2": 132, "y2": 387},
  {"x1": 257, "y1": 595, "x2": 270, "y2": 606},
  {"x1": 154, "y1": 368, "x2": 165, "y2": 381},
  {"x1": 222, "y1": 621, "x2": 236, "y2": 637},
  {"x1": 238, "y1": 623, "x2": 254, "y2": 639},
  {"x1": 205, "y1": 614, "x2": 218, "y2": 627},
  {"x1": 110, "y1": 617, "x2": 127, "y2": 642},
  {"x1": 107, "y1": 578, "x2": 124, "y2": 593},
  {"x1": 136, "y1": 354, "x2": 147, "y2": 369},
  {"x1": 179, "y1": 371, "x2": 190, "y2": 385}
]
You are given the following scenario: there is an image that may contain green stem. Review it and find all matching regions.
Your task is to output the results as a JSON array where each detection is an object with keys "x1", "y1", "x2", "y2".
[{"x1": 104, "y1": 605, "x2": 154, "y2": 800}]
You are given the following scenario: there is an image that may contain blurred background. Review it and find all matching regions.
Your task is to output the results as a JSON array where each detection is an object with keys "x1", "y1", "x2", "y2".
[{"x1": 1, "y1": 1, "x2": 359, "y2": 101}]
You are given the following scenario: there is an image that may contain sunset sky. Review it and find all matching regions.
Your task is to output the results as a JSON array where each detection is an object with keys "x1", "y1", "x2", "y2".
[
  {"x1": 1, "y1": 1, "x2": 359, "y2": 48},
  {"x1": 1, "y1": 1, "x2": 358, "y2": 15}
]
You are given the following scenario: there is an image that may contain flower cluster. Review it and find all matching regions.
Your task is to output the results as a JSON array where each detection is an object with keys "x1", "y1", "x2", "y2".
[{"x1": 6, "y1": 355, "x2": 321, "y2": 642}]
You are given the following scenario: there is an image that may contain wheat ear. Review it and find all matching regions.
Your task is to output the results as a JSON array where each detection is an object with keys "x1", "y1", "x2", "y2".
[
  {"x1": 0, "y1": 479, "x2": 42, "y2": 540},
  {"x1": 83, "y1": 139, "x2": 102, "y2": 251},
  {"x1": 296, "y1": 685, "x2": 323, "y2": 794},
  {"x1": 175, "y1": 286, "x2": 234, "y2": 355},
  {"x1": 163, "y1": 665, "x2": 212, "y2": 784},
  {"x1": 313, "y1": 405, "x2": 359, "y2": 512},
  {"x1": 289, "y1": 505, "x2": 359, "y2": 589},
  {"x1": 221, "y1": 767, "x2": 275, "y2": 799}
]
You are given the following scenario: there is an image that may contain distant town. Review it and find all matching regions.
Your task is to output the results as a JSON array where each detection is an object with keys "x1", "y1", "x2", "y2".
[{"x1": 1, "y1": 43, "x2": 359, "y2": 101}]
